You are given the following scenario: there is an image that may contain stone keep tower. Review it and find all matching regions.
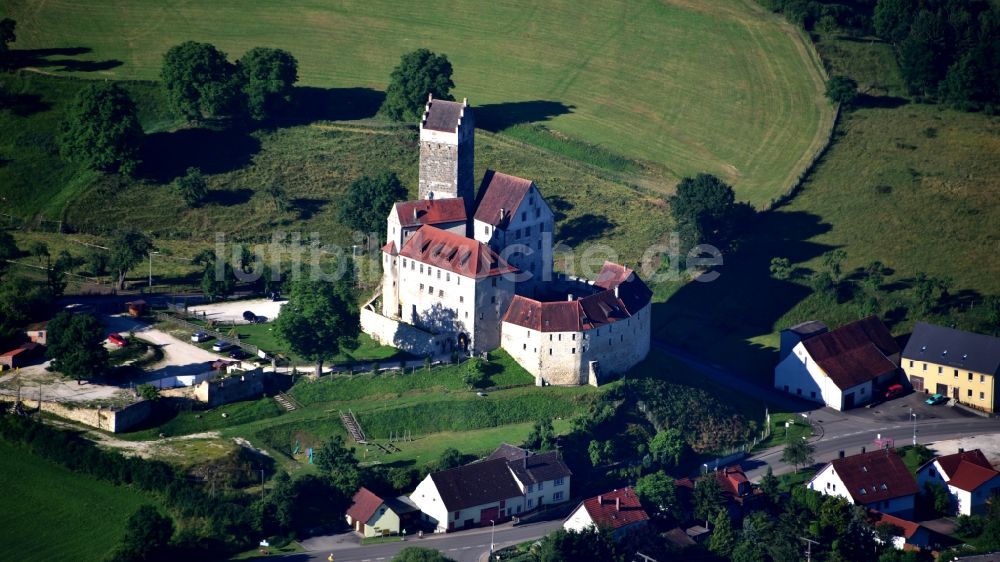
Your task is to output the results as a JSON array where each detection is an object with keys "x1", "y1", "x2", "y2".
[{"x1": 418, "y1": 95, "x2": 475, "y2": 208}]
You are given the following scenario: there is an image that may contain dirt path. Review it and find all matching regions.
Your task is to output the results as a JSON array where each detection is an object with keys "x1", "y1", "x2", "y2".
[{"x1": 48, "y1": 417, "x2": 221, "y2": 458}]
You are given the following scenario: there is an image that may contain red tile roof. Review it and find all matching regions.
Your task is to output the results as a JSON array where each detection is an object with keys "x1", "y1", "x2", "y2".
[
  {"x1": 421, "y1": 96, "x2": 468, "y2": 133},
  {"x1": 0, "y1": 342, "x2": 42, "y2": 358},
  {"x1": 932, "y1": 450, "x2": 1000, "y2": 492},
  {"x1": 346, "y1": 487, "x2": 384, "y2": 525},
  {"x1": 826, "y1": 449, "x2": 919, "y2": 504},
  {"x1": 502, "y1": 263, "x2": 651, "y2": 333},
  {"x1": 399, "y1": 225, "x2": 517, "y2": 279},
  {"x1": 868, "y1": 509, "x2": 921, "y2": 539},
  {"x1": 473, "y1": 170, "x2": 534, "y2": 227},
  {"x1": 802, "y1": 316, "x2": 900, "y2": 390},
  {"x1": 381, "y1": 241, "x2": 398, "y2": 255},
  {"x1": 393, "y1": 199, "x2": 468, "y2": 229},
  {"x1": 715, "y1": 465, "x2": 754, "y2": 499},
  {"x1": 578, "y1": 487, "x2": 649, "y2": 530}
]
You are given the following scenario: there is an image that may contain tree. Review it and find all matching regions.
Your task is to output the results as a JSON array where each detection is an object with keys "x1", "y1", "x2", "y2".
[
  {"x1": 0, "y1": 18, "x2": 15, "y2": 53},
  {"x1": 175, "y1": 166, "x2": 208, "y2": 207},
  {"x1": 161, "y1": 41, "x2": 240, "y2": 120},
  {"x1": 537, "y1": 527, "x2": 621, "y2": 562},
  {"x1": 339, "y1": 171, "x2": 408, "y2": 234},
  {"x1": 635, "y1": 471, "x2": 679, "y2": 518},
  {"x1": 588, "y1": 439, "x2": 615, "y2": 467},
  {"x1": 759, "y1": 465, "x2": 779, "y2": 501},
  {"x1": 46, "y1": 312, "x2": 109, "y2": 384},
  {"x1": 708, "y1": 509, "x2": 737, "y2": 556},
  {"x1": 238, "y1": 47, "x2": 298, "y2": 121},
  {"x1": 0, "y1": 230, "x2": 17, "y2": 261},
  {"x1": 83, "y1": 248, "x2": 110, "y2": 278},
  {"x1": 109, "y1": 229, "x2": 153, "y2": 290},
  {"x1": 274, "y1": 277, "x2": 359, "y2": 375},
  {"x1": 315, "y1": 435, "x2": 360, "y2": 495},
  {"x1": 108, "y1": 505, "x2": 173, "y2": 562},
  {"x1": 770, "y1": 257, "x2": 793, "y2": 280},
  {"x1": 48, "y1": 250, "x2": 75, "y2": 299},
  {"x1": 137, "y1": 383, "x2": 160, "y2": 402},
  {"x1": 392, "y1": 547, "x2": 456, "y2": 562},
  {"x1": 874, "y1": 0, "x2": 916, "y2": 44},
  {"x1": 863, "y1": 260, "x2": 887, "y2": 291},
  {"x1": 693, "y1": 476, "x2": 725, "y2": 527},
  {"x1": 782, "y1": 438, "x2": 815, "y2": 471},
  {"x1": 200, "y1": 259, "x2": 235, "y2": 302},
  {"x1": 822, "y1": 249, "x2": 847, "y2": 281},
  {"x1": 380, "y1": 49, "x2": 455, "y2": 122},
  {"x1": 913, "y1": 272, "x2": 950, "y2": 315},
  {"x1": 462, "y1": 357, "x2": 488, "y2": 388},
  {"x1": 436, "y1": 448, "x2": 465, "y2": 470},
  {"x1": 264, "y1": 181, "x2": 288, "y2": 212},
  {"x1": 59, "y1": 83, "x2": 143, "y2": 175},
  {"x1": 525, "y1": 417, "x2": 556, "y2": 451},
  {"x1": 669, "y1": 173, "x2": 753, "y2": 252},
  {"x1": 648, "y1": 427, "x2": 684, "y2": 467},
  {"x1": 826, "y1": 75, "x2": 859, "y2": 108},
  {"x1": 0, "y1": 275, "x2": 50, "y2": 350}
]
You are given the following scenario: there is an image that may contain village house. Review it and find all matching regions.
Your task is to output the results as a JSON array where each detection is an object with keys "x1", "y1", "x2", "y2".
[
  {"x1": 0, "y1": 341, "x2": 44, "y2": 370},
  {"x1": 916, "y1": 449, "x2": 1000, "y2": 516},
  {"x1": 24, "y1": 321, "x2": 48, "y2": 345},
  {"x1": 901, "y1": 322, "x2": 1000, "y2": 413},
  {"x1": 362, "y1": 94, "x2": 651, "y2": 384},
  {"x1": 345, "y1": 487, "x2": 421, "y2": 537},
  {"x1": 775, "y1": 316, "x2": 901, "y2": 410},
  {"x1": 409, "y1": 443, "x2": 571, "y2": 532},
  {"x1": 563, "y1": 487, "x2": 650, "y2": 539},
  {"x1": 868, "y1": 509, "x2": 937, "y2": 551},
  {"x1": 675, "y1": 465, "x2": 762, "y2": 521},
  {"x1": 807, "y1": 449, "x2": 919, "y2": 518}
]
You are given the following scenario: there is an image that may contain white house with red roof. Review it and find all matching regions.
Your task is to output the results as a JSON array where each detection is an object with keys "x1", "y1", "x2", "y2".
[
  {"x1": 868, "y1": 509, "x2": 936, "y2": 551},
  {"x1": 807, "y1": 449, "x2": 919, "y2": 517},
  {"x1": 345, "y1": 487, "x2": 420, "y2": 537},
  {"x1": 917, "y1": 449, "x2": 1000, "y2": 515},
  {"x1": 775, "y1": 316, "x2": 901, "y2": 410},
  {"x1": 563, "y1": 487, "x2": 650, "y2": 539},
  {"x1": 361, "y1": 95, "x2": 651, "y2": 380}
]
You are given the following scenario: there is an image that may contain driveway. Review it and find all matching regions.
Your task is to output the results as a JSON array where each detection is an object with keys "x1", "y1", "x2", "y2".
[
  {"x1": 187, "y1": 298, "x2": 286, "y2": 325},
  {"x1": 105, "y1": 315, "x2": 224, "y2": 382}
]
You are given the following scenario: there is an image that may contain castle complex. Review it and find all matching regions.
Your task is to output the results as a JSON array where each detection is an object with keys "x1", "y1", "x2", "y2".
[{"x1": 361, "y1": 95, "x2": 651, "y2": 386}]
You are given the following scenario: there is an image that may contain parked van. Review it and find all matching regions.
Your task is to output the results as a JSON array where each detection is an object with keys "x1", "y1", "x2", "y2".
[{"x1": 884, "y1": 384, "x2": 905, "y2": 399}]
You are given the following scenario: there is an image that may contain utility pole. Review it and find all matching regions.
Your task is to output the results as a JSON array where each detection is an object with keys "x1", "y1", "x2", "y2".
[
  {"x1": 911, "y1": 409, "x2": 918, "y2": 446},
  {"x1": 800, "y1": 537, "x2": 819, "y2": 562}
]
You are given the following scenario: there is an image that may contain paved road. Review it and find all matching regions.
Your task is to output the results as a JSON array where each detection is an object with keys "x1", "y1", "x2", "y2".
[{"x1": 290, "y1": 519, "x2": 562, "y2": 562}]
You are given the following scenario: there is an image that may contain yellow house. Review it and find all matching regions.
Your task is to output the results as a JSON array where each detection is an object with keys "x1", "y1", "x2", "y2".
[
  {"x1": 345, "y1": 487, "x2": 420, "y2": 538},
  {"x1": 901, "y1": 322, "x2": 1000, "y2": 413}
]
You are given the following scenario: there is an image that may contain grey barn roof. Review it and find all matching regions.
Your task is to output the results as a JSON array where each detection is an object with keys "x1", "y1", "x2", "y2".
[
  {"x1": 507, "y1": 451, "x2": 572, "y2": 485},
  {"x1": 429, "y1": 458, "x2": 522, "y2": 511},
  {"x1": 902, "y1": 322, "x2": 1000, "y2": 376}
]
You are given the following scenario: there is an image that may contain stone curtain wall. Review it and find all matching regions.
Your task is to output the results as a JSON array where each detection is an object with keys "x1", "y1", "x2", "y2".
[
  {"x1": 418, "y1": 141, "x2": 459, "y2": 200},
  {"x1": 41, "y1": 399, "x2": 153, "y2": 433}
]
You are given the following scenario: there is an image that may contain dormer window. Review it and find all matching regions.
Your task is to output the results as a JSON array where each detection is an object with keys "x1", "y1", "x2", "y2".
[
  {"x1": 920, "y1": 345, "x2": 927, "y2": 353},
  {"x1": 859, "y1": 488, "x2": 867, "y2": 495},
  {"x1": 880, "y1": 483, "x2": 888, "y2": 491}
]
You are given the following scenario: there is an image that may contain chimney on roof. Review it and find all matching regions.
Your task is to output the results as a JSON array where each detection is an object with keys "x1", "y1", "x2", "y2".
[
  {"x1": 499, "y1": 208, "x2": 506, "y2": 222},
  {"x1": 567, "y1": 293, "x2": 574, "y2": 302},
  {"x1": 616, "y1": 498, "x2": 621, "y2": 511},
  {"x1": 958, "y1": 448, "x2": 965, "y2": 454},
  {"x1": 614, "y1": 285, "x2": 619, "y2": 298},
  {"x1": 598, "y1": 495, "x2": 602, "y2": 504},
  {"x1": 839, "y1": 450, "x2": 845, "y2": 459},
  {"x1": 413, "y1": 208, "x2": 418, "y2": 221},
  {"x1": 861, "y1": 446, "x2": 866, "y2": 454}
]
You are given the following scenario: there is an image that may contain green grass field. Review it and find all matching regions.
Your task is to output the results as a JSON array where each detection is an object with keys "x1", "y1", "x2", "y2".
[
  {"x1": 7, "y1": 0, "x2": 833, "y2": 205},
  {"x1": 0, "y1": 441, "x2": 154, "y2": 562}
]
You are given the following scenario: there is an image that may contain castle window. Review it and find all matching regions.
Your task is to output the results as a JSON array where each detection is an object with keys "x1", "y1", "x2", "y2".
[
  {"x1": 460, "y1": 296, "x2": 464, "y2": 303},
  {"x1": 981, "y1": 392, "x2": 985, "y2": 400},
  {"x1": 939, "y1": 366, "x2": 943, "y2": 374},
  {"x1": 420, "y1": 265, "x2": 424, "y2": 273},
  {"x1": 981, "y1": 375, "x2": 986, "y2": 383},
  {"x1": 571, "y1": 348, "x2": 576, "y2": 354},
  {"x1": 439, "y1": 290, "x2": 444, "y2": 298},
  {"x1": 465, "y1": 311, "x2": 468, "y2": 318},
  {"x1": 522, "y1": 212, "x2": 527, "y2": 221},
  {"x1": 572, "y1": 334, "x2": 576, "y2": 340},
  {"x1": 446, "y1": 273, "x2": 450, "y2": 282},
  {"x1": 403, "y1": 259, "x2": 407, "y2": 267},
  {"x1": 428, "y1": 286, "x2": 433, "y2": 294},
  {"x1": 523, "y1": 343, "x2": 527, "y2": 350},
  {"x1": 420, "y1": 284, "x2": 424, "y2": 291},
  {"x1": 969, "y1": 372, "x2": 973, "y2": 381},
  {"x1": 909, "y1": 360, "x2": 913, "y2": 367},
  {"x1": 484, "y1": 225, "x2": 489, "y2": 234},
  {"x1": 549, "y1": 349, "x2": 552, "y2": 355},
  {"x1": 437, "y1": 270, "x2": 441, "y2": 279},
  {"x1": 549, "y1": 335, "x2": 552, "y2": 341},
  {"x1": 558, "y1": 334, "x2": 561, "y2": 341}
]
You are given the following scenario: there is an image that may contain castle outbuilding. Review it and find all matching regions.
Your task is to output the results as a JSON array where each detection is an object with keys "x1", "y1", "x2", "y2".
[{"x1": 361, "y1": 94, "x2": 651, "y2": 385}]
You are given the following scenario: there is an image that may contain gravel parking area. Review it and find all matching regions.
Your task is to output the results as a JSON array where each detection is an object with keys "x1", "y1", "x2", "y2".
[{"x1": 187, "y1": 298, "x2": 286, "y2": 325}]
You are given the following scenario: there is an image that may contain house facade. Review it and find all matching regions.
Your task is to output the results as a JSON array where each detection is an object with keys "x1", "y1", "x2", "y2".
[
  {"x1": 409, "y1": 444, "x2": 571, "y2": 532},
  {"x1": 917, "y1": 449, "x2": 1000, "y2": 516},
  {"x1": 901, "y1": 322, "x2": 1000, "y2": 413},
  {"x1": 563, "y1": 487, "x2": 649, "y2": 539},
  {"x1": 807, "y1": 449, "x2": 919, "y2": 518},
  {"x1": 345, "y1": 487, "x2": 420, "y2": 537},
  {"x1": 775, "y1": 316, "x2": 900, "y2": 410}
]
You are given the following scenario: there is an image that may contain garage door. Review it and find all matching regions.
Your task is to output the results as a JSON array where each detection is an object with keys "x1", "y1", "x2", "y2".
[
  {"x1": 479, "y1": 507, "x2": 499, "y2": 527},
  {"x1": 910, "y1": 376, "x2": 924, "y2": 392}
]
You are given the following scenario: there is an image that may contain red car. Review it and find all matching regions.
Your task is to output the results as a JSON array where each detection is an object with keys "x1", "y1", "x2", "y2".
[
  {"x1": 107, "y1": 333, "x2": 127, "y2": 347},
  {"x1": 884, "y1": 384, "x2": 905, "y2": 399}
]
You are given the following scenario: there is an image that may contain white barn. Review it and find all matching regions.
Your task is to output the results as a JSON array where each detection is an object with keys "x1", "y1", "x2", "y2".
[{"x1": 775, "y1": 316, "x2": 900, "y2": 410}]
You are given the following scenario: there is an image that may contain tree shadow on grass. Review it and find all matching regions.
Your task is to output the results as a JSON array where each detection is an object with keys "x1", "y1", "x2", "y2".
[
  {"x1": 0, "y1": 92, "x2": 52, "y2": 117},
  {"x1": 138, "y1": 128, "x2": 261, "y2": 183},
  {"x1": 546, "y1": 195, "x2": 572, "y2": 222},
  {"x1": 653, "y1": 211, "x2": 835, "y2": 381},
  {"x1": 556, "y1": 213, "x2": 616, "y2": 248},
  {"x1": 854, "y1": 93, "x2": 909, "y2": 109},
  {"x1": 291, "y1": 198, "x2": 328, "y2": 220},
  {"x1": 476, "y1": 100, "x2": 574, "y2": 132},
  {"x1": 271, "y1": 86, "x2": 386, "y2": 125},
  {"x1": 4, "y1": 47, "x2": 123, "y2": 73},
  {"x1": 204, "y1": 188, "x2": 254, "y2": 207}
]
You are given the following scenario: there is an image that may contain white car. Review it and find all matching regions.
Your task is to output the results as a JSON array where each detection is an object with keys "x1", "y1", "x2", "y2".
[{"x1": 191, "y1": 331, "x2": 212, "y2": 343}]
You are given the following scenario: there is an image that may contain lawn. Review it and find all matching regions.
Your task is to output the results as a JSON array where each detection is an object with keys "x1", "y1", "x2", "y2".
[
  {"x1": 0, "y1": 441, "x2": 155, "y2": 562},
  {"x1": 6, "y1": 0, "x2": 833, "y2": 205},
  {"x1": 652, "y1": 35, "x2": 1000, "y2": 382}
]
